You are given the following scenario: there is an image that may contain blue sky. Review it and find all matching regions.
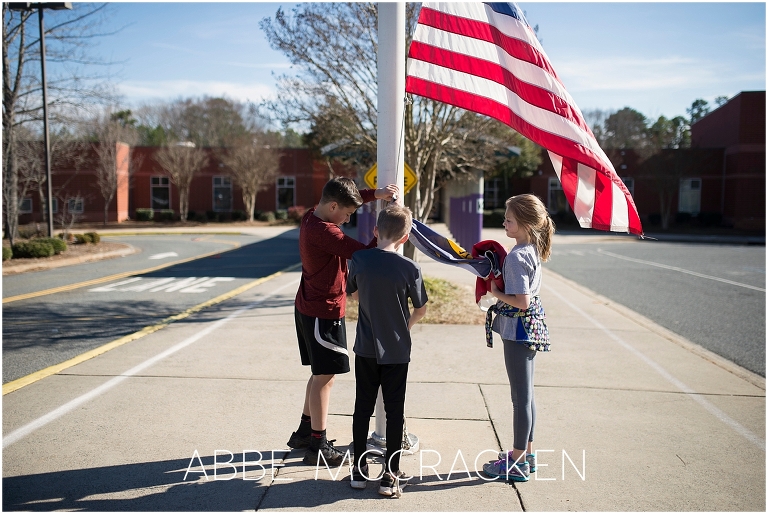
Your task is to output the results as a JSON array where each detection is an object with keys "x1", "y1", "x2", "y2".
[{"x1": 89, "y1": 2, "x2": 765, "y2": 122}]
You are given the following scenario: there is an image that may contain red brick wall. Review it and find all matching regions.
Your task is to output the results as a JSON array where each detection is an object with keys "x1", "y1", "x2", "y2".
[{"x1": 18, "y1": 142, "x2": 129, "y2": 225}]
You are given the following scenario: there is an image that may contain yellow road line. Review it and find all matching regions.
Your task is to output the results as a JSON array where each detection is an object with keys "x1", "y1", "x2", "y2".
[
  {"x1": 3, "y1": 242, "x2": 241, "y2": 304},
  {"x1": 2, "y1": 262, "x2": 302, "y2": 396}
]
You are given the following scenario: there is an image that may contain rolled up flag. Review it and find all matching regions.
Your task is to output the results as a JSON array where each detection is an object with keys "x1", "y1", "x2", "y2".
[{"x1": 410, "y1": 219, "x2": 492, "y2": 278}]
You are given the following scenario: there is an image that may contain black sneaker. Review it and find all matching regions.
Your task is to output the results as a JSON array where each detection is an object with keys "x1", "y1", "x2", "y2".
[
  {"x1": 303, "y1": 439, "x2": 350, "y2": 467},
  {"x1": 379, "y1": 470, "x2": 410, "y2": 498},
  {"x1": 350, "y1": 463, "x2": 370, "y2": 489},
  {"x1": 287, "y1": 431, "x2": 311, "y2": 449}
]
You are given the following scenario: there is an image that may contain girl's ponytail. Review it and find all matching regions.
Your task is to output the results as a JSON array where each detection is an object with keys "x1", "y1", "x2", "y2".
[
  {"x1": 505, "y1": 194, "x2": 556, "y2": 262},
  {"x1": 539, "y1": 214, "x2": 555, "y2": 262}
]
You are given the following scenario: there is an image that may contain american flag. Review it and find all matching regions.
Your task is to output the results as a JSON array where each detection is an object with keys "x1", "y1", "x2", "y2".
[
  {"x1": 409, "y1": 219, "x2": 494, "y2": 278},
  {"x1": 405, "y1": 2, "x2": 643, "y2": 235}
]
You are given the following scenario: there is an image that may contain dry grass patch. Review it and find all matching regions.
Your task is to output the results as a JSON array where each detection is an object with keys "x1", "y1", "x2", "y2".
[{"x1": 345, "y1": 276, "x2": 485, "y2": 325}]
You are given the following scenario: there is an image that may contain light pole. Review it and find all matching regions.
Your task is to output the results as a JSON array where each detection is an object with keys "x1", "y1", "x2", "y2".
[{"x1": 8, "y1": 2, "x2": 72, "y2": 237}]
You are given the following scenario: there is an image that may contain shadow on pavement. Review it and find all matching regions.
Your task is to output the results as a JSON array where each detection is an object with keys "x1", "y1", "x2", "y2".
[
  {"x1": 142, "y1": 229, "x2": 300, "y2": 280},
  {"x1": 2, "y1": 231, "x2": 301, "y2": 384},
  {"x1": 2, "y1": 453, "x2": 281, "y2": 511}
]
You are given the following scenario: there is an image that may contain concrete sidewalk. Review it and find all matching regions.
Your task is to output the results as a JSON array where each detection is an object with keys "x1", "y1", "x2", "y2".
[{"x1": 2, "y1": 227, "x2": 765, "y2": 511}]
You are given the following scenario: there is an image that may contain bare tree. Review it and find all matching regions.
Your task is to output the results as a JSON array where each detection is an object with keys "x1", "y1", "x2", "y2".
[
  {"x1": 12, "y1": 127, "x2": 88, "y2": 228},
  {"x1": 3, "y1": 3, "x2": 119, "y2": 243},
  {"x1": 154, "y1": 143, "x2": 209, "y2": 222},
  {"x1": 55, "y1": 191, "x2": 86, "y2": 239},
  {"x1": 92, "y1": 110, "x2": 139, "y2": 225},
  {"x1": 220, "y1": 133, "x2": 282, "y2": 222},
  {"x1": 154, "y1": 96, "x2": 254, "y2": 148},
  {"x1": 582, "y1": 108, "x2": 612, "y2": 148},
  {"x1": 260, "y1": 3, "x2": 517, "y2": 227}
]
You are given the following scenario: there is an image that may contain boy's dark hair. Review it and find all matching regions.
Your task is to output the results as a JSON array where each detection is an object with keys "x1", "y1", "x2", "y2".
[
  {"x1": 376, "y1": 204, "x2": 412, "y2": 242},
  {"x1": 320, "y1": 177, "x2": 364, "y2": 208}
]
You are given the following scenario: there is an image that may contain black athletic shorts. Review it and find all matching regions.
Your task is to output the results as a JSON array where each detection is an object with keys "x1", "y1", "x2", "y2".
[{"x1": 295, "y1": 307, "x2": 350, "y2": 375}]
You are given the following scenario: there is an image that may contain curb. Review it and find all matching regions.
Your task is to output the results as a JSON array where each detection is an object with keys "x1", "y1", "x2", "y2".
[
  {"x1": 2, "y1": 244, "x2": 139, "y2": 276},
  {"x1": 97, "y1": 231, "x2": 244, "y2": 237}
]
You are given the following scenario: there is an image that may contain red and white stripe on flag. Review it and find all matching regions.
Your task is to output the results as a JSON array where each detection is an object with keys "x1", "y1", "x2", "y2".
[{"x1": 405, "y1": 2, "x2": 643, "y2": 235}]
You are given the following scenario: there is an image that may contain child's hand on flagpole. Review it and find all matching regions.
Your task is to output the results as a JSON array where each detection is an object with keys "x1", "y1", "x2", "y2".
[{"x1": 375, "y1": 184, "x2": 400, "y2": 204}]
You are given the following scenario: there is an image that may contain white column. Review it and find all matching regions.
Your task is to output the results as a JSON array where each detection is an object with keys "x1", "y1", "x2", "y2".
[
  {"x1": 376, "y1": 2, "x2": 405, "y2": 201},
  {"x1": 370, "y1": 2, "x2": 418, "y2": 454}
]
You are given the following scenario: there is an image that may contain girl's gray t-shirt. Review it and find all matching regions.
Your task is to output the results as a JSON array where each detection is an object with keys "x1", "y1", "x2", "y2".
[{"x1": 492, "y1": 243, "x2": 541, "y2": 341}]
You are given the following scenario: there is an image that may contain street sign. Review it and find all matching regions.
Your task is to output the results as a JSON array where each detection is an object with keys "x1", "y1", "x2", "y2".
[{"x1": 363, "y1": 163, "x2": 418, "y2": 194}]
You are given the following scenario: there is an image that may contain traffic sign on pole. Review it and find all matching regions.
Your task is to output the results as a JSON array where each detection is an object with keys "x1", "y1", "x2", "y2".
[{"x1": 363, "y1": 162, "x2": 418, "y2": 194}]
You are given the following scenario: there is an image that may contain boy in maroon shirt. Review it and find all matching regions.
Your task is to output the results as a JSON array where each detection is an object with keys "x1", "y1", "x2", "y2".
[{"x1": 289, "y1": 177, "x2": 398, "y2": 466}]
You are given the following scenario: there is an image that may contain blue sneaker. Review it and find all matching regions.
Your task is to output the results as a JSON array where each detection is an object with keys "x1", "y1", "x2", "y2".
[
  {"x1": 496, "y1": 451, "x2": 537, "y2": 473},
  {"x1": 527, "y1": 453, "x2": 536, "y2": 473},
  {"x1": 483, "y1": 458, "x2": 529, "y2": 482}
]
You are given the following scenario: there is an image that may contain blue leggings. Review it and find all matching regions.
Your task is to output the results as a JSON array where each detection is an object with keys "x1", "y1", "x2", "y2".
[{"x1": 503, "y1": 340, "x2": 536, "y2": 451}]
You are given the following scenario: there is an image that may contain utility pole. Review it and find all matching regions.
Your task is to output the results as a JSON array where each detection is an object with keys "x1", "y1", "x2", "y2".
[{"x1": 8, "y1": 3, "x2": 72, "y2": 236}]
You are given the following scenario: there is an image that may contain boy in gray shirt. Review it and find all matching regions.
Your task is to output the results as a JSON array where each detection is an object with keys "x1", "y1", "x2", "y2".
[{"x1": 346, "y1": 204, "x2": 428, "y2": 497}]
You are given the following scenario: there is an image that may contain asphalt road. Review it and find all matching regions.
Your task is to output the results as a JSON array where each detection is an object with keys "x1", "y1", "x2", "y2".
[
  {"x1": 543, "y1": 240, "x2": 766, "y2": 377},
  {"x1": 2, "y1": 231, "x2": 301, "y2": 384}
]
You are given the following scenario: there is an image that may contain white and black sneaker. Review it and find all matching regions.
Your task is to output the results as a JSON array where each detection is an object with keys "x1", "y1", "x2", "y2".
[
  {"x1": 350, "y1": 463, "x2": 370, "y2": 489},
  {"x1": 379, "y1": 470, "x2": 410, "y2": 498}
]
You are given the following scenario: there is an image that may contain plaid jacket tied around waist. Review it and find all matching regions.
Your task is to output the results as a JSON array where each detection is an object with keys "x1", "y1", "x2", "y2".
[{"x1": 485, "y1": 295, "x2": 551, "y2": 351}]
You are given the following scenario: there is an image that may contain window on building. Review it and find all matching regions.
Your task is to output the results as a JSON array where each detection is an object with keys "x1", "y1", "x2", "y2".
[
  {"x1": 484, "y1": 178, "x2": 502, "y2": 209},
  {"x1": 548, "y1": 177, "x2": 568, "y2": 214},
  {"x1": 678, "y1": 178, "x2": 701, "y2": 215},
  {"x1": 621, "y1": 177, "x2": 635, "y2": 197},
  {"x1": 67, "y1": 197, "x2": 84, "y2": 214},
  {"x1": 276, "y1": 176, "x2": 295, "y2": 210},
  {"x1": 19, "y1": 197, "x2": 32, "y2": 214},
  {"x1": 213, "y1": 176, "x2": 232, "y2": 212},
  {"x1": 151, "y1": 176, "x2": 171, "y2": 210},
  {"x1": 43, "y1": 198, "x2": 58, "y2": 214}
]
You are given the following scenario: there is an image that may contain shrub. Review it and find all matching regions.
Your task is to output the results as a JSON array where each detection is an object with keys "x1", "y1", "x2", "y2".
[
  {"x1": 206, "y1": 210, "x2": 219, "y2": 221},
  {"x1": 19, "y1": 226, "x2": 42, "y2": 239},
  {"x1": 136, "y1": 208, "x2": 154, "y2": 221},
  {"x1": 3, "y1": 246, "x2": 12, "y2": 261},
  {"x1": 287, "y1": 206, "x2": 307, "y2": 221},
  {"x1": 57, "y1": 232, "x2": 74, "y2": 242},
  {"x1": 38, "y1": 237, "x2": 67, "y2": 254},
  {"x1": 85, "y1": 232, "x2": 100, "y2": 243},
  {"x1": 157, "y1": 209, "x2": 175, "y2": 222},
  {"x1": 275, "y1": 209, "x2": 288, "y2": 220},
  {"x1": 231, "y1": 210, "x2": 246, "y2": 221},
  {"x1": 258, "y1": 211, "x2": 276, "y2": 223},
  {"x1": 193, "y1": 212, "x2": 208, "y2": 223},
  {"x1": 13, "y1": 240, "x2": 54, "y2": 258},
  {"x1": 75, "y1": 233, "x2": 93, "y2": 244},
  {"x1": 675, "y1": 212, "x2": 692, "y2": 224}
]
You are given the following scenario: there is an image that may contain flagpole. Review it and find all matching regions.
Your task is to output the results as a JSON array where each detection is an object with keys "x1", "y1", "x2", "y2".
[{"x1": 370, "y1": 1, "x2": 419, "y2": 455}]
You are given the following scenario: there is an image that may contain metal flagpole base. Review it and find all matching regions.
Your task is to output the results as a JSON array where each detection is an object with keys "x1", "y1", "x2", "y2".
[
  {"x1": 367, "y1": 389, "x2": 419, "y2": 456},
  {"x1": 366, "y1": 430, "x2": 420, "y2": 455}
]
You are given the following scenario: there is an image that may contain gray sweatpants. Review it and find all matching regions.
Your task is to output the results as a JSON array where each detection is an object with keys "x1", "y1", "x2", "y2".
[{"x1": 503, "y1": 339, "x2": 537, "y2": 451}]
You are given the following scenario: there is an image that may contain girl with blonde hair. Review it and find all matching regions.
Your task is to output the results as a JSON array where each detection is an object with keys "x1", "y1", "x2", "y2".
[{"x1": 483, "y1": 194, "x2": 554, "y2": 482}]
